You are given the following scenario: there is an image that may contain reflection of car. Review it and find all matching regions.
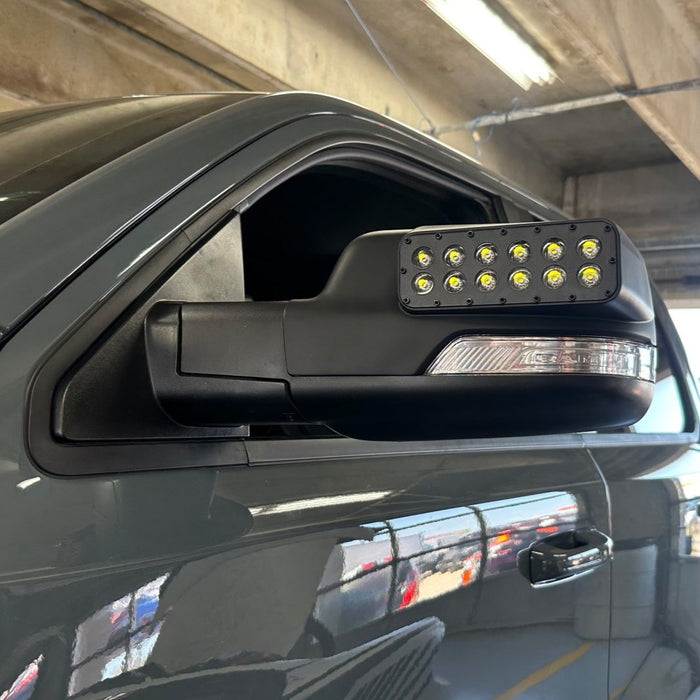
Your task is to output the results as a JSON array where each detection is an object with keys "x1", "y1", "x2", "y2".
[
  {"x1": 315, "y1": 548, "x2": 421, "y2": 637},
  {"x1": 1, "y1": 92, "x2": 699, "y2": 700},
  {"x1": 484, "y1": 530, "x2": 526, "y2": 575}
]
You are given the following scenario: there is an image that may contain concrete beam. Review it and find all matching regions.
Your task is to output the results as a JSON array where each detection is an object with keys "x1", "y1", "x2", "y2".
[
  {"x1": 0, "y1": 0, "x2": 567, "y2": 208},
  {"x1": 77, "y1": 0, "x2": 566, "y2": 206},
  {"x1": 0, "y1": 0, "x2": 236, "y2": 107},
  {"x1": 540, "y1": 0, "x2": 700, "y2": 183}
]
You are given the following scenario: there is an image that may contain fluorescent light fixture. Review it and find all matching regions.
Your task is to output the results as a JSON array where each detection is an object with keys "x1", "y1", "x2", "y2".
[
  {"x1": 423, "y1": 0, "x2": 556, "y2": 90},
  {"x1": 250, "y1": 491, "x2": 392, "y2": 516},
  {"x1": 17, "y1": 477, "x2": 41, "y2": 490}
]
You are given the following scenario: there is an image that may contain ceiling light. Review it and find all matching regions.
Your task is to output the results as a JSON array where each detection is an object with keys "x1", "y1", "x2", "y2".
[
  {"x1": 423, "y1": 0, "x2": 556, "y2": 90},
  {"x1": 249, "y1": 490, "x2": 392, "y2": 516}
]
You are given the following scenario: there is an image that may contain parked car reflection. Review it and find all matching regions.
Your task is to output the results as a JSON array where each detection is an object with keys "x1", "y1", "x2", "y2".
[
  {"x1": 0, "y1": 656, "x2": 42, "y2": 700},
  {"x1": 67, "y1": 574, "x2": 168, "y2": 696},
  {"x1": 314, "y1": 492, "x2": 579, "y2": 641}
]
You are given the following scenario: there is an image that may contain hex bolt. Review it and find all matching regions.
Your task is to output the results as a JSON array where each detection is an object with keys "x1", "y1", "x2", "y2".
[{"x1": 402, "y1": 297, "x2": 410, "y2": 304}]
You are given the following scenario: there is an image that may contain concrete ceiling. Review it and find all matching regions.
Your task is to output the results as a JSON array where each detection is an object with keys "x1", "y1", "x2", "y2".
[{"x1": 1, "y1": 0, "x2": 699, "y2": 302}]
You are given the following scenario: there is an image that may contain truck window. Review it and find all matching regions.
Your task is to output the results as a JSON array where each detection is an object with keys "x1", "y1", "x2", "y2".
[{"x1": 241, "y1": 162, "x2": 493, "y2": 301}]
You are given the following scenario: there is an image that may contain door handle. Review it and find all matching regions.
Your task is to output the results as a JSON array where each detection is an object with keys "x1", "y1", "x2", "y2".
[{"x1": 518, "y1": 528, "x2": 613, "y2": 587}]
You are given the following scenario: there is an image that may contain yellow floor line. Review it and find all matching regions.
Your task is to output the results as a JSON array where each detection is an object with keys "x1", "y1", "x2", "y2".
[
  {"x1": 493, "y1": 641, "x2": 595, "y2": 700},
  {"x1": 609, "y1": 682, "x2": 629, "y2": 700}
]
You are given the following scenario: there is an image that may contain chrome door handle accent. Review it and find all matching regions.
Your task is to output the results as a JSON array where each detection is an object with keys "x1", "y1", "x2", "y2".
[{"x1": 518, "y1": 528, "x2": 613, "y2": 587}]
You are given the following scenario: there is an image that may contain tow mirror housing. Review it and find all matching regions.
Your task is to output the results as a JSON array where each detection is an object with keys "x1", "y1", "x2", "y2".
[{"x1": 145, "y1": 219, "x2": 655, "y2": 440}]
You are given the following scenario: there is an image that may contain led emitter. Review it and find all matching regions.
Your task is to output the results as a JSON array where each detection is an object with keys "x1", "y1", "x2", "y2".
[
  {"x1": 444, "y1": 272, "x2": 466, "y2": 292},
  {"x1": 509, "y1": 268, "x2": 531, "y2": 290},
  {"x1": 578, "y1": 265, "x2": 602, "y2": 288},
  {"x1": 476, "y1": 244, "x2": 497, "y2": 265},
  {"x1": 509, "y1": 242, "x2": 530, "y2": 263},
  {"x1": 476, "y1": 270, "x2": 497, "y2": 292},
  {"x1": 578, "y1": 238, "x2": 601, "y2": 260},
  {"x1": 444, "y1": 245, "x2": 466, "y2": 267},
  {"x1": 414, "y1": 273, "x2": 434, "y2": 294},
  {"x1": 413, "y1": 248, "x2": 433, "y2": 269},
  {"x1": 543, "y1": 267, "x2": 566, "y2": 289},
  {"x1": 543, "y1": 240, "x2": 565, "y2": 262}
]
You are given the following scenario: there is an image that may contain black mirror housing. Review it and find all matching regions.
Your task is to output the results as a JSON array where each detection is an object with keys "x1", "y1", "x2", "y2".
[{"x1": 145, "y1": 219, "x2": 656, "y2": 440}]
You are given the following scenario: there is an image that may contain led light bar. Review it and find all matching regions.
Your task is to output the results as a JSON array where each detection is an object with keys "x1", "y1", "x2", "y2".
[
  {"x1": 399, "y1": 220, "x2": 620, "y2": 311},
  {"x1": 426, "y1": 336, "x2": 656, "y2": 382}
]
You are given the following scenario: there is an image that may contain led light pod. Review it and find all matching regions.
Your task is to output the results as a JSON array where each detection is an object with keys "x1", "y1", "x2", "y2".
[
  {"x1": 444, "y1": 245, "x2": 466, "y2": 267},
  {"x1": 475, "y1": 244, "x2": 497, "y2": 265},
  {"x1": 578, "y1": 265, "x2": 602, "y2": 288},
  {"x1": 543, "y1": 267, "x2": 566, "y2": 289},
  {"x1": 543, "y1": 240, "x2": 565, "y2": 262},
  {"x1": 398, "y1": 220, "x2": 623, "y2": 311},
  {"x1": 578, "y1": 238, "x2": 601, "y2": 260},
  {"x1": 476, "y1": 270, "x2": 497, "y2": 292},
  {"x1": 444, "y1": 272, "x2": 466, "y2": 292},
  {"x1": 509, "y1": 268, "x2": 531, "y2": 290},
  {"x1": 412, "y1": 247, "x2": 433, "y2": 269},
  {"x1": 509, "y1": 242, "x2": 530, "y2": 263},
  {"x1": 413, "y1": 273, "x2": 434, "y2": 295}
]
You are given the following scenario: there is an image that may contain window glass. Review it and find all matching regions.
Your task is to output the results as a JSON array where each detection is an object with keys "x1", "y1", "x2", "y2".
[
  {"x1": 501, "y1": 198, "x2": 539, "y2": 223},
  {"x1": 670, "y1": 308, "x2": 700, "y2": 380}
]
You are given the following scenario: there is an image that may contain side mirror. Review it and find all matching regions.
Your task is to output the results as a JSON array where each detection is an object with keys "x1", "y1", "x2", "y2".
[{"x1": 145, "y1": 219, "x2": 656, "y2": 440}]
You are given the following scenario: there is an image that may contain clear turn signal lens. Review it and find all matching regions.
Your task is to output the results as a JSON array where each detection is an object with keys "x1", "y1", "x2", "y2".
[{"x1": 426, "y1": 336, "x2": 656, "y2": 382}]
